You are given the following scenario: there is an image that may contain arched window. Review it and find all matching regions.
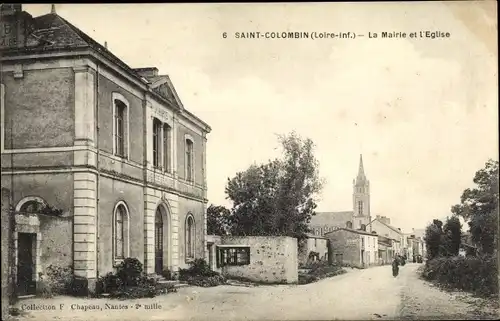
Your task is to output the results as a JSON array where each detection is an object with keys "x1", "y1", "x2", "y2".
[
  {"x1": 346, "y1": 221, "x2": 353, "y2": 229},
  {"x1": 16, "y1": 196, "x2": 48, "y2": 213},
  {"x1": 185, "y1": 214, "x2": 195, "y2": 260},
  {"x1": 113, "y1": 202, "x2": 130, "y2": 262}
]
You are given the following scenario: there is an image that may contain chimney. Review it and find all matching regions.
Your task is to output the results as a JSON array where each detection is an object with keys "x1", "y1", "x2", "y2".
[
  {"x1": 0, "y1": 4, "x2": 34, "y2": 50},
  {"x1": 51, "y1": 4, "x2": 56, "y2": 14},
  {"x1": 104, "y1": 41, "x2": 108, "y2": 49},
  {"x1": 133, "y1": 67, "x2": 159, "y2": 78}
]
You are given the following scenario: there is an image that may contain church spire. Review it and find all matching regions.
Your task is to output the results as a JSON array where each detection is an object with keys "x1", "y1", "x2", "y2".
[{"x1": 356, "y1": 154, "x2": 366, "y2": 182}]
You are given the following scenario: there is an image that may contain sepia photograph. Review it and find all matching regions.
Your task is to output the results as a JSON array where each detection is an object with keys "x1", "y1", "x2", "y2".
[{"x1": 1, "y1": 2, "x2": 498, "y2": 320}]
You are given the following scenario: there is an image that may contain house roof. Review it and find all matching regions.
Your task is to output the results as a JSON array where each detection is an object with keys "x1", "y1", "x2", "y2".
[
  {"x1": 309, "y1": 211, "x2": 353, "y2": 227},
  {"x1": 2, "y1": 10, "x2": 211, "y2": 131},
  {"x1": 324, "y1": 227, "x2": 377, "y2": 237},
  {"x1": 368, "y1": 217, "x2": 403, "y2": 235},
  {"x1": 305, "y1": 233, "x2": 328, "y2": 240}
]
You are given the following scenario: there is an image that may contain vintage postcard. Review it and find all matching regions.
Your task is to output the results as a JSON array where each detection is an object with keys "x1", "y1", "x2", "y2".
[{"x1": 1, "y1": 2, "x2": 498, "y2": 320}]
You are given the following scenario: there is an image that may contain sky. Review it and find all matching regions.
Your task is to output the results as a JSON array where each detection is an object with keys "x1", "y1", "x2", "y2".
[{"x1": 24, "y1": 2, "x2": 498, "y2": 233}]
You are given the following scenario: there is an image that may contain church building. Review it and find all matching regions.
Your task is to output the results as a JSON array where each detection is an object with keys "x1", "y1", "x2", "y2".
[
  {"x1": 309, "y1": 155, "x2": 372, "y2": 235},
  {"x1": 1, "y1": 5, "x2": 210, "y2": 295}
]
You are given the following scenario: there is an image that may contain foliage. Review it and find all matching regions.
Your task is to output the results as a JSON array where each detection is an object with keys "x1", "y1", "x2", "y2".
[
  {"x1": 451, "y1": 159, "x2": 499, "y2": 255},
  {"x1": 43, "y1": 265, "x2": 73, "y2": 295},
  {"x1": 161, "y1": 269, "x2": 174, "y2": 280},
  {"x1": 442, "y1": 216, "x2": 462, "y2": 256},
  {"x1": 116, "y1": 258, "x2": 143, "y2": 287},
  {"x1": 298, "y1": 261, "x2": 346, "y2": 284},
  {"x1": 225, "y1": 131, "x2": 324, "y2": 239},
  {"x1": 183, "y1": 275, "x2": 227, "y2": 287},
  {"x1": 95, "y1": 257, "x2": 177, "y2": 299},
  {"x1": 424, "y1": 219, "x2": 444, "y2": 260},
  {"x1": 207, "y1": 204, "x2": 232, "y2": 236},
  {"x1": 178, "y1": 259, "x2": 226, "y2": 287},
  {"x1": 38, "y1": 205, "x2": 63, "y2": 217},
  {"x1": 179, "y1": 258, "x2": 218, "y2": 279},
  {"x1": 422, "y1": 255, "x2": 498, "y2": 297}
]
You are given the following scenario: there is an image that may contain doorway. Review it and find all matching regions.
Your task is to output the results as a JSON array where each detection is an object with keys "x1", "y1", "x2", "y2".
[
  {"x1": 17, "y1": 233, "x2": 36, "y2": 296},
  {"x1": 154, "y1": 208, "x2": 163, "y2": 274}
]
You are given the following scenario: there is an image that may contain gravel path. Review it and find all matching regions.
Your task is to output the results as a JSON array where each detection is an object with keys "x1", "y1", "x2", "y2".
[{"x1": 9, "y1": 263, "x2": 498, "y2": 321}]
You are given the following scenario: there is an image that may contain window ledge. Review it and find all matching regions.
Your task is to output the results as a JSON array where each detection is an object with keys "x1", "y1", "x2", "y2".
[{"x1": 185, "y1": 257, "x2": 195, "y2": 264}]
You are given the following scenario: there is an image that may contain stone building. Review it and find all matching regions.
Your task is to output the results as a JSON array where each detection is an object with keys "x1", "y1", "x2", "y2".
[
  {"x1": 367, "y1": 216, "x2": 403, "y2": 256},
  {"x1": 309, "y1": 155, "x2": 372, "y2": 235},
  {"x1": 1, "y1": 5, "x2": 210, "y2": 294},
  {"x1": 206, "y1": 235, "x2": 298, "y2": 284},
  {"x1": 324, "y1": 227, "x2": 378, "y2": 268},
  {"x1": 298, "y1": 234, "x2": 329, "y2": 266}
]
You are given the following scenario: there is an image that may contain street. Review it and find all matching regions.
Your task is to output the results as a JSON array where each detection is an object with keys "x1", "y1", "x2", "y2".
[{"x1": 11, "y1": 263, "x2": 498, "y2": 321}]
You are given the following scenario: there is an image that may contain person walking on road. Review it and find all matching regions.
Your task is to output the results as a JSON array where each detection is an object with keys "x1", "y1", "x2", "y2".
[{"x1": 392, "y1": 256, "x2": 400, "y2": 277}]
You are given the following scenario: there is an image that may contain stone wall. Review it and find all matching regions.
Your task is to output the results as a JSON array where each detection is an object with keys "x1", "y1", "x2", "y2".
[
  {"x1": 219, "y1": 236, "x2": 298, "y2": 284},
  {"x1": 326, "y1": 230, "x2": 361, "y2": 268},
  {"x1": 1, "y1": 68, "x2": 75, "y2": 149},
  {"x1": 1, "y1": 188, "x2": 11, "y2": 320}
]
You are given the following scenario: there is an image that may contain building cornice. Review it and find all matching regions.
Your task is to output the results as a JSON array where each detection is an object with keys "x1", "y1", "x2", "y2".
[{"x1": 0, "y1": 49, "x2": 211, "y2": 134}]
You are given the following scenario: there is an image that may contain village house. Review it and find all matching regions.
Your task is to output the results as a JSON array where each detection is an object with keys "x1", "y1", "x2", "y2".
[
  {"x1": 298, "y1": 234, "x2": 328, "y2": 266},
  {"x1": 324, "y1": 227, "x2": 378, "y2": 268},
  {"x1": 376, "y1": 234, "x2": 393, "y2": 265},
  {"x1": 1, "y1": 4, "x2": 210, "y2": 295},
  {"x1": 367, "y1": 215, "x2": 403, "y2": 256}
]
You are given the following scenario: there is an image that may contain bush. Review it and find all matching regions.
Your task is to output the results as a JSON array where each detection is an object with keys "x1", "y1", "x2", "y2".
[
  {"x1": 185, "y1": 275, "x2": 226, "y2": 287},
  {"x1": 44, "y1": 265, "x2": 73, "y2": 295},
  {"x1": 161, "y1": 269, "x2": 173, "y2": 280},
  {"x1": 422, "y1": 254, "x2": 498, "y2": 297},
  {"x1": 179, "y1": 258, "x2": 218, "y2": 280},
  {"x1": 178, "y1": 258, "x2": 225, "y2": 286},
  {"x1": 298, "y1": 262, "x2": 346, "y2": 284},
  {"x1": 116, "y1": 258, "x2": 143, "y2": 287}
]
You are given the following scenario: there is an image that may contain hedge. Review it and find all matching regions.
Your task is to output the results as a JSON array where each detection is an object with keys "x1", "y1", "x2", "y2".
[{"x1": 422, "y1": 254, "x2": 498, "y2": 297}]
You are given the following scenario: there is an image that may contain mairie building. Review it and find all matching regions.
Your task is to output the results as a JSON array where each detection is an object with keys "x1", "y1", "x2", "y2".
[{"x1": 1, "y1": 4, "x2": 211, "y2": 294}]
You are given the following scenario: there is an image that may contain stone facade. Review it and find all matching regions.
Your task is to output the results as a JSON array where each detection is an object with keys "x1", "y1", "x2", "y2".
[
  {"x1": 1, "y1": 5, "x2": 210, "y2": 292},
  {"x1": 207, "y1": 235, "x2": 298, "y2": 284},
  {"x1": 298, "y1": 235, "x2": 328, "y2": 266},
  {"x1": 367, "y1": 218, "x2": 403, "y2": 256},
  {"x1": 325, "y1": 228, "x2": 378, "y2": 268},
  {"x1": 1, "y1": 188, "x2": 11, "y2": 320}
]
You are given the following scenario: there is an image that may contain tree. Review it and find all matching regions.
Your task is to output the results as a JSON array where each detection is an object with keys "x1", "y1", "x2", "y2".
[
  {"x1": 225, "y1": 131, "x2": 324, "y2": 239},
  {"x1": 442, "y1": 215, "x2": 462, "y2": 256},
  {"x1": 206, "y1": 204, "x2": 232, "y2": 236},
  {"x1": 451, "y1": 159, "x2": 499, "y2": 255},
  {"x1": 424, "y1": 219, "x2": 444, "y2": 260}
]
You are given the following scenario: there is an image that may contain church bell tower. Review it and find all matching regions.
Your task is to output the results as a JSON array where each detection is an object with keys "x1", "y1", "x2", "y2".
[{"x1": 352, "y1": 154, "x2": 371, "y2": 229}]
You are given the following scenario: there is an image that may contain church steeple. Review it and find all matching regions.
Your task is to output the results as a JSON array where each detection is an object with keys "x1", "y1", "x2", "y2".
[
  {"x1": 352, "y1": 154, "x2": 371, "y2": 228},
  {"x1": 355, "y1": 154, "x2": 367, "y2": 185}
]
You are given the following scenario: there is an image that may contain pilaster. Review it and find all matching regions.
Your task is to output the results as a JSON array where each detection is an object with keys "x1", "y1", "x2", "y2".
[{"x1": 73, "y1": 172, "x2": 97, "y2": 279}]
